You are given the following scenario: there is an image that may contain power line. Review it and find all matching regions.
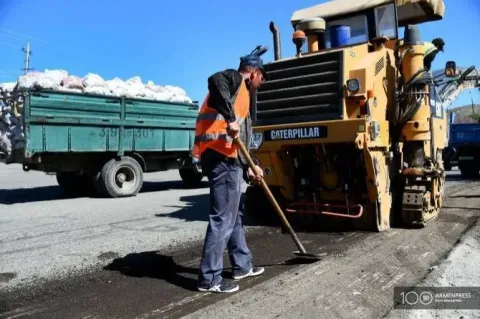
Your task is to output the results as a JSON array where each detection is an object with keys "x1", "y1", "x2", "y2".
[{"x1": 0, "y1": 28, "x2": 47, "y2": 45}]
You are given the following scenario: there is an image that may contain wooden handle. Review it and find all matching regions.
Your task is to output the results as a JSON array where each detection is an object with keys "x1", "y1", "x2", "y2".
[{"x1": 234, "y1": 137, "x2": 307, "y2": 253}]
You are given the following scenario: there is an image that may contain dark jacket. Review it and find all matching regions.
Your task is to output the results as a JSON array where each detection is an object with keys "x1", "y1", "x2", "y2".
[
  {"x1": 201, "y1": 69, "x2": 252, "y2": 176},
  {"x1": 423, "y1": 51, "x2": 438, "y2": 72},
  {"x1": 423, "y1": 42, "x2": 439, "y2": 72}
]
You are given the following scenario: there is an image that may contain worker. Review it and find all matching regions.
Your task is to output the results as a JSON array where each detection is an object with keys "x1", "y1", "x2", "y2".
[
  {"x1": 195, "y1": 46, "x2": 268, "y2": 293},
  {"x1": 424, "y1": 38, "x2": 445, "y2": 72}
]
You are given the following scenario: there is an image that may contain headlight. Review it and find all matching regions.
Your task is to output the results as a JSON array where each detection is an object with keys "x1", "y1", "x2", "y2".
[
  {"x1": 250, "y1": 133, "x2": 263, "y2": 150},
  {"x1": 346, "y1": 79, "x2": 360, "y2": 93}
]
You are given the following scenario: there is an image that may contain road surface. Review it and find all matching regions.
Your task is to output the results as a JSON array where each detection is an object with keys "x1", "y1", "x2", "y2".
[{"x1": 0, "y1": 164, "x2": 479, "y2": 318}]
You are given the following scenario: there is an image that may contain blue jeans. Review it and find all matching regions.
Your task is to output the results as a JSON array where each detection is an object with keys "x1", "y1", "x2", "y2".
[{"x1": 198, "y1": 156, "x2": 252, "y2": 288}]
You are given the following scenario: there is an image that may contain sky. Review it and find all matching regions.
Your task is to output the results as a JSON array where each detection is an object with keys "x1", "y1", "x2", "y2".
[{"x1": 0, "y1": 0, "x2": 479, "y2": 109}]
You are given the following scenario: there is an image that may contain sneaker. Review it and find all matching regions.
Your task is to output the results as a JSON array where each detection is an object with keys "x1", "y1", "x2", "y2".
[
  {"x1": 233, "y1": 266, "x2": 265, "y2": 280},
  {"x1": 197, "y1": 281, "x2": 239, "y2": 293}
]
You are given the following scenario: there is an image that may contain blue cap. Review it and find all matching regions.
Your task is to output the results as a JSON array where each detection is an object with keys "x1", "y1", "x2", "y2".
[{"x1": 239, "y1": 46, "x2": 269, "y2": 79}]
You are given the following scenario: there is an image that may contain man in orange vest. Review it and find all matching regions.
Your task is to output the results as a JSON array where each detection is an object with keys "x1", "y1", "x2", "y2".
[{"x1": 196, "y1": 46, "x2": 268, "y2": 293}]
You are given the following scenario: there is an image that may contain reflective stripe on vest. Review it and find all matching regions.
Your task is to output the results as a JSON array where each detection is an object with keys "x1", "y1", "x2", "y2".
[
  {"x1": 194, "y1": 79, "x2": 250, "y2": 158},
  {"x1": 194, "y1": 132, "x2": 232, "y2": 143},
  {"x1": 196, "y1": 112, "x2": 246, "y2": 125},
  {"x1": 424, "y1": 42, "x2": 437, "y2": 56}
]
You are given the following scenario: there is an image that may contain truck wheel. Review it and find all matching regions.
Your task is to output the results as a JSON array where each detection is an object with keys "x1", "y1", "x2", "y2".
[
  {"x1": 460, "y1": 166, "x2": 479, "y2": 178},
  {"x1": 97, "y1": 156, "x2": 144, "y2": 198},
  {"x1": 179, "y1": 167, "x2": 203, "y2": 188},
  {"x1": 56, "y1": 172, "x2": 93, "y2": 196}
]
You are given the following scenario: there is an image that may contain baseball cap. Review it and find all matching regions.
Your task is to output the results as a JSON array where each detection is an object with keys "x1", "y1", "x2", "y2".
[
  {"x1": 239, "y1": 46, "x2": 269, "y2": 79},
  {"x1": 432, "y1": 38, "x2": 445, "y2": 52}
]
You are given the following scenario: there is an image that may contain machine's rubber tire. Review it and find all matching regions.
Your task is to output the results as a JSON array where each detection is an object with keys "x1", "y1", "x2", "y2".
[
  {"x1": 179, "y1": 167, "x2": 204, "y2": 188},
  {"x1": 444, "y1": 162, "x2": 452, "y2": 171},
  {"x1": 56, "y1": 172, "x2": 94, "y2": 196},
  {"x1": 96, "y1": 156, "x2": 144, "y2": 198},
  {"x1": 460, "y1": 166, "x2": 479, "y2": 178}
]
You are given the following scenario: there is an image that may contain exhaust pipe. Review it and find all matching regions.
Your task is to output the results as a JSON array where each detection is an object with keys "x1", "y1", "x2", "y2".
[{"x1": 269, "y1": 21, "x2": 281, "y2": 61}]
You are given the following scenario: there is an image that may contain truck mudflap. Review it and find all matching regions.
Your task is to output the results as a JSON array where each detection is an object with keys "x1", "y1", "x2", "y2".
[{"x1": 285, "y1": 202, "x2": 363, "y2": 219}]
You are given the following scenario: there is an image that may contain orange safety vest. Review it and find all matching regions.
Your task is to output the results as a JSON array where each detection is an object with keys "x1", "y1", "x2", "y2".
[{"x1": 193, "y1": 79, "x2": 250, "y2": 159}]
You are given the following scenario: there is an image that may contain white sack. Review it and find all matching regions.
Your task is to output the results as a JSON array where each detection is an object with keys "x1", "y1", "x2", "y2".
[
  {"x1": 84, "y1": 86, "x2": 112, "y2": 95},
  {"x1": 105, "y1": 78, "x2": 127, "y2": 96},
  {"x1": 126, "y1": 76, "x2": 143, "y2": 86},
  {"x1": 142, "y1": 89, "x2": 158, "y2": 100},
  {"x1": 170, "y1": 95, "x2": 193, "y2": 103},
  {"x1": 0, "y1": 82, "x2": 16, "y2": 91},
  {"x1": 154, "y1": 91, "x2": 175, "y2": 101},
  {"x1": 17, "y1": 73, "x2": 40, "y2": 89},
  {"x1": 83, "y1": 73, "x2": 106, "y2": 88},
  {"x1": 146, "y1": 80, "x2": 155, "y2": 90},
  {"x1": 0, "y1": 130, "x2": 12, "y2": 154},
  {"x1": 59, "y1": 87, "x2": 84, "y2": 94},
  {"x1": 3, "y1": 70, "x2": 193, "y2": 104},
  {"x1": 35, "y1": 77, "x2": 60, "y2": 90},
  {"x1": 163, "y1": 85, "x2": 187, "y2": 97},
  {"x1": 125, "y1": 84, "x2": 146, "y2": 98},
  {"x1": 43, "y1": 69, "x2": 68, "y2": 85},
  {"x1": 61, "y1": 75, "x2": 84, "y2": 90}
]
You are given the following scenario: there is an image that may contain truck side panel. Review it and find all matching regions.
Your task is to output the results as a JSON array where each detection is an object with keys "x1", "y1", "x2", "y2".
[
  {"x1": 449, "y1": 123, "x2": 480, "y2": 145},
  {"x1": 23, "y1": 91, "x2": 197, "y2": 157},
  {"x1": 448, "y1": 123, "x2": 480, "y2": 177}
]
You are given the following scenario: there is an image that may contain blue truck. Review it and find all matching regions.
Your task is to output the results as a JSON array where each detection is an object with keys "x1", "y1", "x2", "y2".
[
  {"x1": 435, "y1": 65, "x2": 480, "y2": 176},
  {"x1": 445, "y1": 116, "x2": 480, "y2": 177}
]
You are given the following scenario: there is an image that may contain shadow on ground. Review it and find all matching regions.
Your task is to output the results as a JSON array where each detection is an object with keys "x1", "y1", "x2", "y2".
[
  {"x1": 0, "y1": 180, "x2": 209, "y2": 205},
  {"x1": 104, "y1": 251, "x2": 200, "y2": 291},
  {"x1": 442, "y1": 206, "x2": 480, "y2": 211},
  {"x1": 448, "y1": 195, "x2": 480, "y2": 199},
  {"x1": 103, "y1": 250, "x2": 319, "y2": 292},
  {"x1": 446, "y1": 174, "x2": 480, "y2": 182},
  {"x1": 156, "y1": 194, "x2": 210, "y2": 222}
]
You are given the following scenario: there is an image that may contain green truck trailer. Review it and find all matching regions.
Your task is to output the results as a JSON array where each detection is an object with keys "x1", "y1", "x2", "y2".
[{"x1": 3, "y1": 89, "x2": 204, "y2": 198}]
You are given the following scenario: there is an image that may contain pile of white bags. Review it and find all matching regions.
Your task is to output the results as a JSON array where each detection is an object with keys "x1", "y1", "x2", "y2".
[
  {"x1": 0, "y1": 93, "x2": 24, "y2": 161},
  {"x1": 15, "y1": 69, "x2": 193, "y2": 103},
  {"x1": 0, "y1": 69, "x2": 193, "y2": 161}
]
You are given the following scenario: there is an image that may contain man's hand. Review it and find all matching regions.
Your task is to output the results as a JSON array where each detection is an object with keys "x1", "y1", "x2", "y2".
[
  {"x1": 227, "y1": 121, "x2": 240, "y2": 139},
  {"x1": 248, "y1": 165, "x2": 263, "y2": 185}
]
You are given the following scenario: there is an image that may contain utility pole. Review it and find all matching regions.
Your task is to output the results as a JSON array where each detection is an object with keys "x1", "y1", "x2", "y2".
[{"x1": 21, "y1": 42, "x2": 33, "y2": 74}]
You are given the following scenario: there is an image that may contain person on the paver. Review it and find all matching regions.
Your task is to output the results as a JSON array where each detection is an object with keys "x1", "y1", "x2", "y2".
[
  {"x1": 194, "y1": 46, "x2": 268, "y2": 293},
  {"x1": 424, "y1": 38, "x2": 445, "y2": 72}
]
